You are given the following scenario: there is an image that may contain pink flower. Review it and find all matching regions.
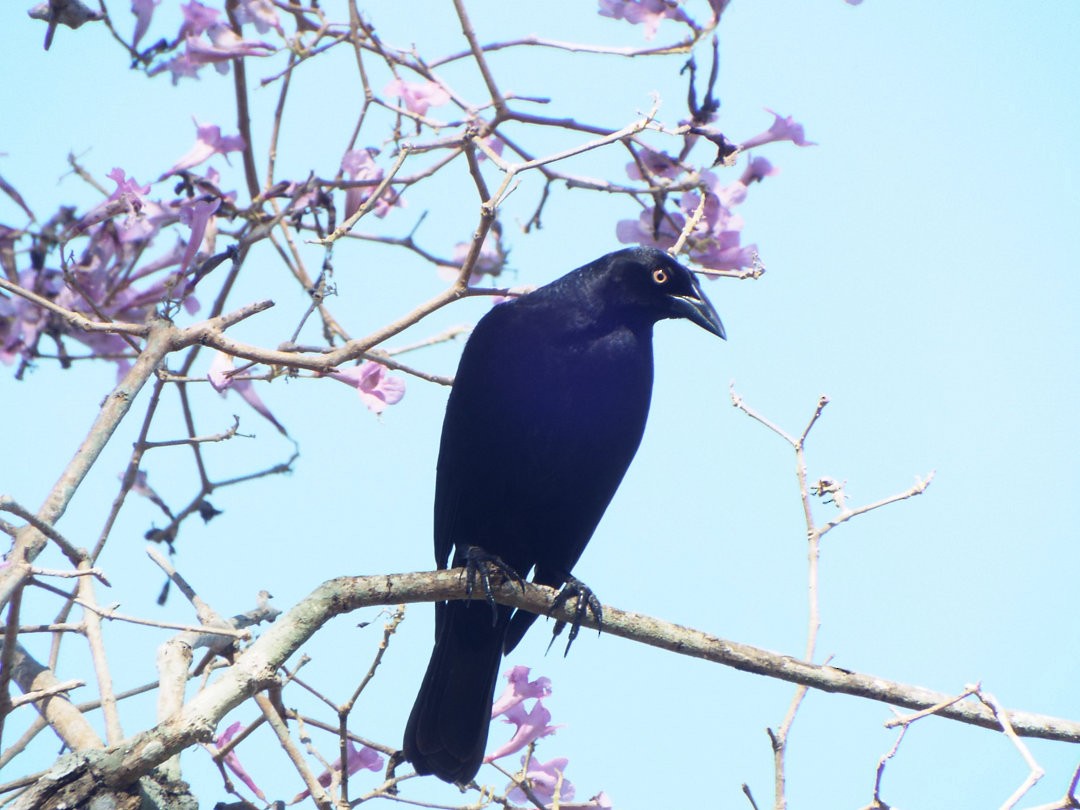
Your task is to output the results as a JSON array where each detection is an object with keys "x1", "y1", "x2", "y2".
[
  {"x1": 626, "y1": 147, "x2": 685, "y2": 182},
  {"x1": 341, "y1": 149, "x2": 399, "y2": 219},
  {"x1": 491, "y1": 666, "x2": 552, "y2": 718},
  {"x1": 476, "y1": 133, "x2": 505, "y2": 162},
  {"x1": 597, "y1": 0, "x2": 689, "y2": 40},
  {"x1": 185, "y1": 23, "x2": 275, "y2": 75},
  {"x1": 507, "y1": 757, "x2": 575, "y2": 805},
  {"x1": 131, "y1": 0, "x2": 159, "y2": 45},
  {"x1": 436, "y1": 235, "x2": 505, "y2": 285},
  {"x1": 153, "y1": 52, "x2": 203, "y2": 84},
  {"x1": 384, "y1": 78, "x2": 450, "y2": 116},
  {"x1": 170, "y1": 121, "x2": 246, "y2": 174},
  {"x1": 617, "y1": 167, "x2": 761, "y2": 273},
  {"x1": 678, "y1": 187, "x2": 758, "y2": 271},
  {"x1": 216, "y1": 721, "x2": 266, "y2": 801},
  {"x1": 485, "y1": 700, "x2": 560, "y2": 762},
  {"x1": 107, "y1": 168, "x2": 150, "y2": 206},
  {"x1": 207, "y1": 350, "x2": 235, "y2": 393},
  {"x1": 615, "y1": 207, "x2": 684, "y2": 251},
  {"x1": 739, "y1": 155, "x2": 778, "y2": 186},
  {"x1": 234, "y1": 0, "x2": 281, "y2": 34},
  {"x1": 328, "y1": 362, "x2": 406, "y2": 414},
  {"x1": 78, "y1": 169, "x2": 154, "y2": 242},
  {"x1": 739, "y1": 109, "x2": 816, "y2": 151},
  {"x1": 0, "y1": 269, "x2": 52, "y2": 365},
  {"x1": 292, "y1": 741, "x2": 383, "y2": 801},
  {"x1": 178, "y1": 0, "x2": 219, "y2": 36},
  {"x1": 178, "y1": 196, "x2": 221, "y2": 272},
  {"x1": 207, "y1": 352, "x2": 288, "y2": 435}
]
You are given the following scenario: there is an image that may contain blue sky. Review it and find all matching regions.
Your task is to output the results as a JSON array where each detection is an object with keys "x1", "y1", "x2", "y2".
[{"x1": 2, "y1": 1, "x2": 1079, "y2": 808}]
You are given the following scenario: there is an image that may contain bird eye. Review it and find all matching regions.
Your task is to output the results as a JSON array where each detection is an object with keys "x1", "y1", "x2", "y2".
[{"x1": 652, "y1": 268, "x2": 668, "y2": 284}]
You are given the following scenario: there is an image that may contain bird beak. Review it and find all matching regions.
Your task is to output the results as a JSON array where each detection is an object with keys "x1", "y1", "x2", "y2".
[{"x1": 671, "y1": 288, "x2": 726, "y2": 340}]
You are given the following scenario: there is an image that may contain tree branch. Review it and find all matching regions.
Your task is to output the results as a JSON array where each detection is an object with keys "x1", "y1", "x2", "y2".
[{"x1": 11, "y1": 569, "x2": 1079, "y2": 808}]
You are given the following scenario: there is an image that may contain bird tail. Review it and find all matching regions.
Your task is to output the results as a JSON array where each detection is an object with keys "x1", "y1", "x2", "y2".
[{"x1": 403, "y1": 602, "x2": 508, "y2": 784}]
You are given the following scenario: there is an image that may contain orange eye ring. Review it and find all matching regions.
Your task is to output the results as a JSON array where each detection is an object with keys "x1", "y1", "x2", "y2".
[{"x1": 652, "y1": 268, "x2": 668, "y2": 284}]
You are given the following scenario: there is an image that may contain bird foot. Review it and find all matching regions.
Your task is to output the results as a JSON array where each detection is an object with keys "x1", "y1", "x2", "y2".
[
  {"x1": 547, "y1": 575, "x2": 603, "y2": 657},
  {"x1": 462, "y1": 545, "x2": 526, "y2": 626}
]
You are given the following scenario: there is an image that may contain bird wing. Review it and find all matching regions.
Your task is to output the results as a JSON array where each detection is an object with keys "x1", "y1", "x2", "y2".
[{"x1": 434, "y1": 297, "x2": 653, "y2": 579}]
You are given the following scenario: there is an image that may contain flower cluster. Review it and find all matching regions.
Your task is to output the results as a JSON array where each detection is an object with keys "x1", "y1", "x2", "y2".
[
  {"x1": 597, "y1": 0, "x2": 691, "y2": 41},
  {"x1": 213, "y1": 720, "x2": 384, "y2": 804},
  {"x1": 616, "y1": 109, "x2": 813, "y2": 274},
  {"x1": 1, "y1": 175, "x2": 229, "y2": 378},
  {"x1": 0, "y1": 110, "x2": 258, "y2": 377},
  {"x1": 141, "y1": 0, "x2": 279, "y2": 84},
  {"x1": 486, "y1": 666, "x2": 612, "y2": 809},
  {"x1": 340, "y1": 148, "x2": 402, "y2": 220}
]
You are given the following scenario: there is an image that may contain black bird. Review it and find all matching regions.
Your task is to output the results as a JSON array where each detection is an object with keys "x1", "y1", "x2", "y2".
[{"x1": 402, "y1": 246, "x2": 725, "y2": 784}]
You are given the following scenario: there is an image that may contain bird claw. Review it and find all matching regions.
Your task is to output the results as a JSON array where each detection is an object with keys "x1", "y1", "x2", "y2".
[
  {"x1": 547, "y1": 575, "x2": 603, "y2": 657},
  {"x1": 462, "y1": 546, "x2": 526, "y2": 626}
]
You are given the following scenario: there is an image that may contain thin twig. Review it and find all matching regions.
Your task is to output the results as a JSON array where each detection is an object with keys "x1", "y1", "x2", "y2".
[
  {"x1": 76, "y1": 560, "x2": 122, "y2": 744},
  {"x1": 979, "y1": 688, "x2": 1046, "y2": 809}
]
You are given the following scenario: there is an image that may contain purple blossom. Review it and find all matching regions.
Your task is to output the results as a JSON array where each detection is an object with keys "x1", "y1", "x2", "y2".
[
  {"x1": 135, "y1": 237, "x2": 187, "y2": 277},
  {"x1": 476, "y1": 133, "x2": 505, "y2": 162},
  {"x1": 185, "y1": 24, "x2": 275, "y2": 75},
  {"x1": 491, "y1": 666, "x2": 552, "y2": 718},
  {"x1": 107, "y1": 168, "x2": 150, "y2": 203},
  {"x1": 341, "y1": 149, "x2": 399, "y2": 219},
  {"x1": 153, "y1": 52, "x2": 203, "y2": 84},
  {"x1": 292, "y1": 742, "x2": 383, "y2": 801},
  {"x1": 739, "y1": 155, "x2": 778, "y2": 186},
  {"x1": 128, "y1": 469, "x2": 162, "y2": 502},
  {"x1": 485, "y1": 700, "x2": 560, "y2": 763},
  {"x1": 178, "y1": 196, "x2": 221, "y2": 272},
  {"x1": 626, "y1": 147, "x2": 685, "y2": 182},
  {"x1": 0, "y1": 270, "x2": 52, "y2": 365},
  {"x1": 131, "y1": 0, "x2": 159, "y2": 45},
  {"x1": 179, "y1": 0, "x2": 219, "y2": 36},
  {"x1": 508, "y1": 756, "x2": 576, "y2": 805},
  {"x1": 617, "y1": 173, "x2": 760, "y2": 274},
  {"x1": 207, "y1": 350, "x2": 235, "y2": 393},
  {"x1": 384, "y1": 78, "x2": 450, "y2": 116},
  {"x1": 170, "y1": 121, "x2": 246, "y2": 174},
  {"x1": 328, "y1": 361, "x2": 406, "y2": 414},
  {"x1": 615, "y1": 207, "x2": 684, "y2": 251},
  {"x1": 216, "y1": 721, "x2": 266, "y2": 801},
  {"x1": 678, "y1": 187, "x2": 758, "y2": 271},
  {"x1": 2, "y1": 192, "x2": 208, "y2": 377},
  {"x1": 437, "y1": 235, "x2": 505, "y2": 285},
  {"x1": 597, "y1": 0, "x2": 689, "y2": 40},
  {"x1": 78, "y1": 168, "x2": 153, "y2": 242},
  {"x1": 739, "y1": 109, "x2": 816, "y2": 151},
  {"x1": 234, "y1": 0, "x2": 282, "y2": 34},
  {"x1": 207, "y1": 352, "x2": 288, "y2": 435}
]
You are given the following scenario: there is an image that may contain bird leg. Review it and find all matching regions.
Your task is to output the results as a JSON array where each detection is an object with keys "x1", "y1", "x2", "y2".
[
  {"x1": 547, "y1": 575, "x2": 603, "y2": 657},
  {"x1": 462, "y1": 545, "x2": 526, "y2": 626}
]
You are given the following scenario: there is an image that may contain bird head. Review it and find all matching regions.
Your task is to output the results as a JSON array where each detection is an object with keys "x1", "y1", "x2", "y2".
[{"x1": 602, "y1": 247, "x2": 726, "y2": 339}]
